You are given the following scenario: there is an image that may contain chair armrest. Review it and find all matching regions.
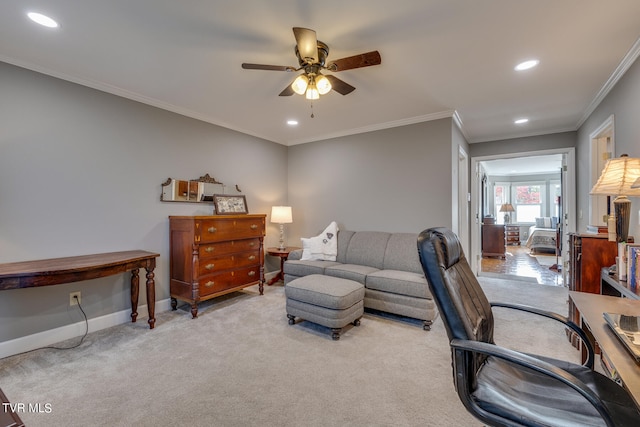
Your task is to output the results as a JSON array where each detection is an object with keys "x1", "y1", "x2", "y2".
[
  {"x1": 450, "y1": 339, "x2": 615, "y2": 427},
  {"x1": 490, "y1": 301, "x2": 594, "y2": 368}
]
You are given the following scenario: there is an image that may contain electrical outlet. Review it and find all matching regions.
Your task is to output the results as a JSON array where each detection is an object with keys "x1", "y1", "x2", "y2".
[{"x1": 70, "y1": 291, "x2": 81, "y2": 306}]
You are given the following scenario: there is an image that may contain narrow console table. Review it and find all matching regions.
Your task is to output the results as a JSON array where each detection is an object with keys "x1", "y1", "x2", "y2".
[{"x1": 0, "y1": 250, "x2": 160, "y2": 329}]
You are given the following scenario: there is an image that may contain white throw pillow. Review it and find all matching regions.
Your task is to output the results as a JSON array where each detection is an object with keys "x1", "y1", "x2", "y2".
[{"x1": 300, "y1": 221, "x2": 339, "y2": 261}]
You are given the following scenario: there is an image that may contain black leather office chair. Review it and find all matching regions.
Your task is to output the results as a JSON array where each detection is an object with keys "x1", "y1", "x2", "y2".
[{"x1": 417, "y1": 227, "x2": 640, "y2": 427}]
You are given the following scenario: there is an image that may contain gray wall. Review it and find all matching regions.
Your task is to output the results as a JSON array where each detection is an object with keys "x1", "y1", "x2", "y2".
[
  {"x1": 0, "y1": 62, "x2": 288, "y2": 342},
  {"x1": 576, "y1": 57, "x2": 640, "y2": 238},
  {"x1": 468, "y1": 131, "x2": 576, "y2": 158},
  {"x1": 287, "y1": 119, "x2": 456, "y2": 239}
]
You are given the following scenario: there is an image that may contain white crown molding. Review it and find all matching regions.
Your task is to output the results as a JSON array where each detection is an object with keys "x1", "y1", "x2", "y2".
[
  {"x1": 577, "y1": 36, "x2": 640, "y2": 129},
  {"x1": 286, "y1": 110, "x2": 457, "y2": 146},
  {"x1": 0, "y1": 55, "x2": 273, "y2": 143}
]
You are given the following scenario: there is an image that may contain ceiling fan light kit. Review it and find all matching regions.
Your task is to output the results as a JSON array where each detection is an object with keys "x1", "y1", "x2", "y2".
[{"x1": 242, "y1": 27, "x2": 381, "y2": 100}]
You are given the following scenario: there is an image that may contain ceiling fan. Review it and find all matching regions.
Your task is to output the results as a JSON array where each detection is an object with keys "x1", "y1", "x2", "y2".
[{"x1": 242, "y1": 27, "x2": 381, "y2": 100}]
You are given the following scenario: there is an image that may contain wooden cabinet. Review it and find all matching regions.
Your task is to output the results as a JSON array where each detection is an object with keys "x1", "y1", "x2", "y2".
[
  {"x1": 169, "y1": 214, "x2": 266, "y2": 318},
  {"x1": 567, "y1": 233, "x2": 617, "y2": 324},
  {"x1": 482, "y1": 224, "x2": 506, "y2": 258},
  {"x1": 505, "y1": 225, "x2": 520, "y2": 246}
]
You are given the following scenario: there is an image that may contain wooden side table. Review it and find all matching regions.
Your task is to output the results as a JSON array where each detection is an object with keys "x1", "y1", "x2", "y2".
[
  {"x1": 266, "y1": 247, "x2": 300, "y2": 285},
  {"x1": 505, "y1": 225, "x2": 520, "y2": 246}
]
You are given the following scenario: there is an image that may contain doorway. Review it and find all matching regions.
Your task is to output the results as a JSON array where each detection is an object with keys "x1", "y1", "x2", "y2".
[{"x1": 470, "y1": 148, "x2": 576, "y2": 285}]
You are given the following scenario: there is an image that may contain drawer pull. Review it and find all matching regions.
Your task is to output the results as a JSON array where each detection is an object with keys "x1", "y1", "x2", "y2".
[
  {"x1": 205, "y1": 281, "x2": 215, "y2": 287},
  {"x1": 205, "y1": 263, "x2": 215, "y2": 270},
  {"x1": 205, "y1": 246, "x2": 215, "y2": 253},
  {"x1": 249, "y1": 242, "x2": 256, "y2": 247},
  {"x1": 208, "y1": 227, "x2": 217, "y2": 233},
  {"x1": 250, "y1": 224, "x2": 258, "y2": 230},
  {"x1": 248, "y1": 255, "x2": 256, "y2": 261},
  {"x1": 248, "y1": 271, "x2": 256, "y2": 277}
]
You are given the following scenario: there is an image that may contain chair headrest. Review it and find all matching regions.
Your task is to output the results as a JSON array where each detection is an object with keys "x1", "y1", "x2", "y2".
[{"x1": 420, "y1": 227, "x2": 461, "y2": 269}]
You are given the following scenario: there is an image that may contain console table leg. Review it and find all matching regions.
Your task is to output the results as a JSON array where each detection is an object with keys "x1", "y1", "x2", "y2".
[
  {"x1": 130, "y1": 268, "x2": 139, "y2": 323},
  {"x1": 146, "y1": 267, "x2": 156, "y2": 329}
]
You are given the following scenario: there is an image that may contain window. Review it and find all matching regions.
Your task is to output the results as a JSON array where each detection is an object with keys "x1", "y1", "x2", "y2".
[
  {"x1": 514, "y1": 184, "x2": 543, "y2": 223},
  {"x1": 494, "y1": 183, "x2": 509, "y2": 224}
]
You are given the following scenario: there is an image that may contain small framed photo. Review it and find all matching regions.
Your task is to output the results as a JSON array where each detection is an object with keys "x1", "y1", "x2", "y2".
[{"x1": 213, "y1": 194, "x2": 248, "y2": 215}]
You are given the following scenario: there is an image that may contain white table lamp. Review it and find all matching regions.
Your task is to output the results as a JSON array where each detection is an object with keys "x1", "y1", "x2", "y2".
[{"x1": 271, "y1": 206, "x2": 293, "y2": 250}]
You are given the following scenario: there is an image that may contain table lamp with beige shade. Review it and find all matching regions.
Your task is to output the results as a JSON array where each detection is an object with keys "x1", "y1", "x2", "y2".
[{"x1": 590, "y1": 154, "x2": 640, "y2": 243}]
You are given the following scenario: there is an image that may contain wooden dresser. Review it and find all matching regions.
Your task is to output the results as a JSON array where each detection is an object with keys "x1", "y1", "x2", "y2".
[
  {"x1": 482, "y1": 224, "x2": 506, "y2": 258},
  {"x1": 169, "y1": 214, "x2": 266, "y2": 318},
  {"x1": 567, "y1": 233, "x2": 618, "y2": 326}
]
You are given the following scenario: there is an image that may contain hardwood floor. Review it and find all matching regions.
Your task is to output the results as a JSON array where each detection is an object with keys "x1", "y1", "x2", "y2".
[{"x1": 481, "y1": 244, "x2": 564, "y2": 286}]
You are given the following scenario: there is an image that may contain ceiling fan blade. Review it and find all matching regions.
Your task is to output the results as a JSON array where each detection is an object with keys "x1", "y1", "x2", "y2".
[
  {"x1": 242, "y1": 63, "x2": 296, "y2": 72},
  {"x1": 279, "y1": 83, "x2": 295, "y2": 96},
  {"x1": 325, "y1": 75, "x2": 355, "y2": 95},
  {"x1": 328, "y1": 51, "x2": 381, "y2": 72},
  {"x1": 293, "y1": 27, "x2": 318, "y2": 64}
]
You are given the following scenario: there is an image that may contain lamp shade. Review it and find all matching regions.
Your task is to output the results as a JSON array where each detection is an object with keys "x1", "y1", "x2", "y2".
[
  {"x1": 590, "y1": 155, "x2": 640, "y2": 196},
  {"x1": 632, "y1": 176, "x2": 640, "y2": 189},
  {"x1": 499, "y1": 203, "x2": 515, "y2": 212},
  {"x1": 270, "y1": 206, "x2": 293, "y2": 224}
]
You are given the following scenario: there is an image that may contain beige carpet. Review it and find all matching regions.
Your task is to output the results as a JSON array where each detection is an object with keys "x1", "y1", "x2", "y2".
[{"x1": 0, "y1": 277, "x2": 579, "y2": 427}]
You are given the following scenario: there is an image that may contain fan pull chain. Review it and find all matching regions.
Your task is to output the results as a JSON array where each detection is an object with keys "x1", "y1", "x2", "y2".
[{"x1": 310, "y1": 101, "x2": 314, "y2": 118}]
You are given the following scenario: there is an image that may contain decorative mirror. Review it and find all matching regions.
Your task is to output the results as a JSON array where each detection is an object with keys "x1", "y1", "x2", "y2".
[{"x1": 161, "y1": 174, "x2": 242, "y2": 203}]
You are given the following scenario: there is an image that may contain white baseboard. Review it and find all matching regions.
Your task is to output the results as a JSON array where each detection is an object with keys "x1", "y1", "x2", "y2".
[{"x1": 0, "y1": 298, "x2": 173, "y2": 359}]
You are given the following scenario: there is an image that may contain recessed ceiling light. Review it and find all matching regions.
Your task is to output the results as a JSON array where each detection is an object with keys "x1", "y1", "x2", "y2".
[
  {"x1": 287, "y1": 120, "x2": 298, "y2": 126},
  {"x1": 514, "y1": 59, "x2": 539, "y2": 71},
  {"x1": 514, "y1": 118, "x2": 529, "y2": 124},
  {"x1": 27, "y1": 12, "x2": 59, "y2": 28}
]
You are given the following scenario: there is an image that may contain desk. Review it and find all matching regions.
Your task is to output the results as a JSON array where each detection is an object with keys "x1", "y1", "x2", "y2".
[
  {"x1": 266, "y1": 247, "x2": 300, "y2": 285},
  {"x1": 569, "y1": 291, "x2": 640, "y2": 407},
  {"x1": 0, "y1": 388, "x2": 24, "y2": 427},
  {"x1": 0, "y1": 250, "x2": 160, "y2": 329}
]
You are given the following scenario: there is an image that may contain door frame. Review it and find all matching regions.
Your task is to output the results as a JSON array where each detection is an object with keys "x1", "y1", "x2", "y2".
[{"x1": 470, "y1": 147, "x2": 576, "y2": 276}]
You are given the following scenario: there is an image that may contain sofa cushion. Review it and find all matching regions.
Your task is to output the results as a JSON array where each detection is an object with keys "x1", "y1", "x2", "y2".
[
  {"x1": 285, "y1": 274, "x2": 365, "y2": 310},
  {"x1": 324, "y1": 264, "x2": 380, "y2": 284},
  {"x1": 284, "y1": 259, "x2": 342, "y2": 277},
  {"x1": 344, "y1": 231, "x2": 391, "y2": 269},
  {"x1": 300, "y1": 221, "x2": 339, "y2": 261},
  {"x1": 366, "y1": 269, "x2": 430, "y2": 299},
  {"x1": 382, "y1": 232, "x2": 423, "y2": 274}
]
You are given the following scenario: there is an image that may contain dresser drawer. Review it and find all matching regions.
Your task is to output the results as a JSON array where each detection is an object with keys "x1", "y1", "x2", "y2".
[
  {"x1": 198, "y1": 251, "x2": 260, "y2": 276},
  {"x1": 199, "y1": 266, "x2": 261, "y2": 296},
  {"x1": 198, "y1": 218, "x2": 264, "y2": 242},
  {"x1": 199, "y1": 238, "x2": 261, "y2": 259}
]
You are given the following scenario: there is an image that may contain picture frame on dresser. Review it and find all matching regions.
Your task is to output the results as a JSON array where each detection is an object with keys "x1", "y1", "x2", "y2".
[{"x1": 213, "y1": 194, "x2": 248, "y2": 214}]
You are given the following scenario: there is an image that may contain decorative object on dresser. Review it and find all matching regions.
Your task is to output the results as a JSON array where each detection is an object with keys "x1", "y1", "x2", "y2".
[
  {"x1": 481, "y1": 223, "x2": 505, "y2": 258},
  {"x1": 169, "y1": 215, "x2": 266, "y2": 318},
  {"x1": 270, "y1": 206, "x2": 293, "y2": 250},
  {"x1": 505, "y1": 225, "x2": 520, "y2": 246},
  {"x1": 499, "y1": 203, "x2": 515, "y2": 223},
  {"x1": 213, "y1": 194, "x2": 248, "y2": 214},
  {"x1": 590, "y1": 154, "x2": 640, "y2": 243}
]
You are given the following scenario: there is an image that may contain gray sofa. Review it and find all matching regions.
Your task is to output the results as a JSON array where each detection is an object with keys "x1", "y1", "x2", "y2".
[{"x1": 283, "y1": 230, "x2": 437, "y2": 330}]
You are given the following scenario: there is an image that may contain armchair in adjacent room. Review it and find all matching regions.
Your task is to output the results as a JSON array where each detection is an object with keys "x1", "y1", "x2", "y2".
[{"x1": 417, "y1": 227, "x2": 640, "y2": 427}]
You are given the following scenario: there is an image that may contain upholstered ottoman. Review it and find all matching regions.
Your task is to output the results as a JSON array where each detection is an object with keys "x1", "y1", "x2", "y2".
[{"x1": 285, "y1": 274, "x2": 365, "y2": 340}]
